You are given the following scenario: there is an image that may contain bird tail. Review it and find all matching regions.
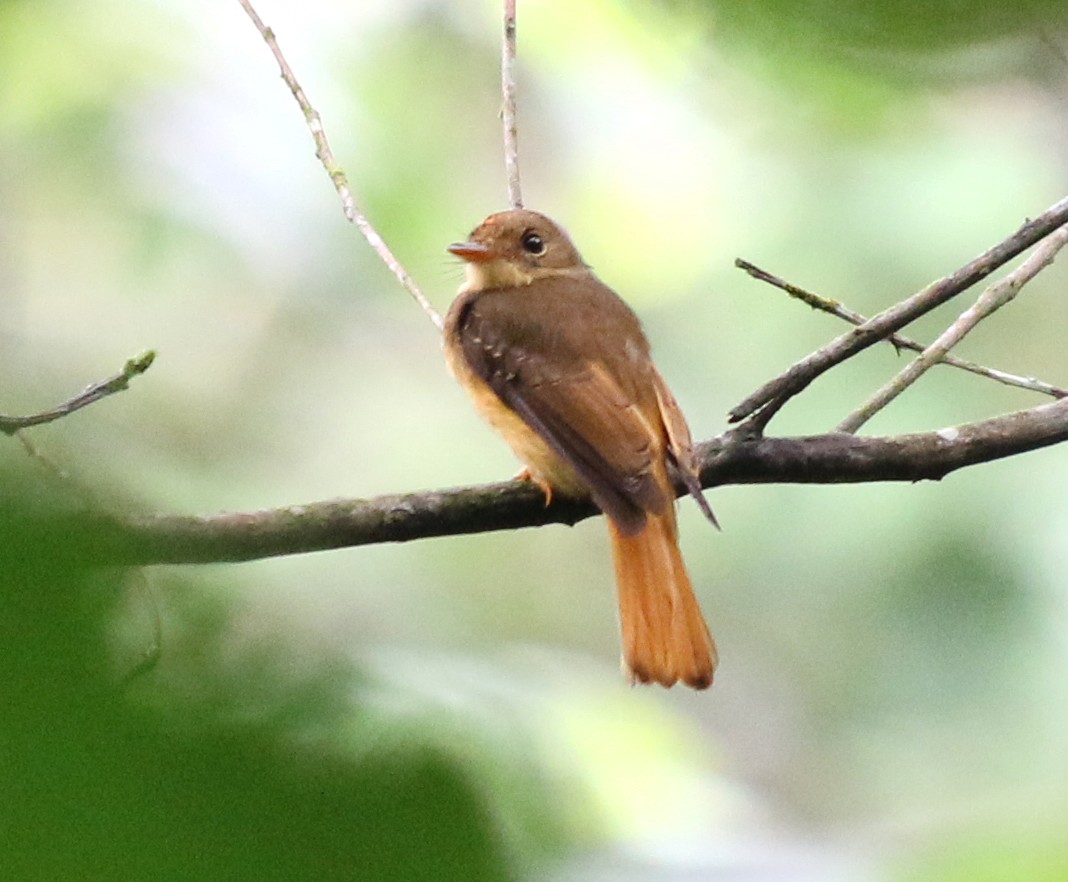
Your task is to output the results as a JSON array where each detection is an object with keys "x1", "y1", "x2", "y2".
[{"x1": 607, "y1": 510, "x2": 717, "y2": 689}]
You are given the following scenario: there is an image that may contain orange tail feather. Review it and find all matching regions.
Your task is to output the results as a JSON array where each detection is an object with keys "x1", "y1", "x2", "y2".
[{"x1": 607, "y1": 511, "x2": 717, "y2": 689}]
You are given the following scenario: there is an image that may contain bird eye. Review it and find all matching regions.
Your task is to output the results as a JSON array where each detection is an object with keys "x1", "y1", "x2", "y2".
[{"x1": 520, "y1": 231, "x2": 546, "y2": 255}]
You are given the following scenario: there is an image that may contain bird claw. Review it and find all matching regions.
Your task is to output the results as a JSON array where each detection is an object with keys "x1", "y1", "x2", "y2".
[{"x1": 513, "y1": 466, "x2": 552, "y2": 507}]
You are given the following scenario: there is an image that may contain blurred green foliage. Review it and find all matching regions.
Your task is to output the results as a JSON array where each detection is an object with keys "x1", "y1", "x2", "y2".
[
  {"x1": 695, "y1": 0, "x2": 1068, "y2": 56},
  {"x1": 900, "y1": 832, "x2": 1068, "y2": 882},
  {"x1": 0, "y1": 484, "x2": 537, "y2": 881},
  {"x1": 676, "y1": 0, "x2": 1068, "y2": 98}
]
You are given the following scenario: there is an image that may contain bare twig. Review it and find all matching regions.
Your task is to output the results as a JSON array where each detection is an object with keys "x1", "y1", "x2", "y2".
[
  {"x1": 838, "y1": 226, "x2": 1068, "y2": 433},
  {"x1": 728, "y1": 194, "x2": 1068, "y2": 427},
  {"x1": 236, "y1": 0, "x2": 443, "y2": 330},
  {"x1": 86, "y1": 395, "x2": 1068, "y2": 566},
  {"x1": 736, "y1": 259, "x2": 1068, "y2": 399},
  {"x1": 0, "y1": 351, "x2": 156, "y2": 435},
  {"x1": 106, "y1": 13, "x2": 1068, "y2": 572},
  {"x1": 501, "y1": 0, "x2": 522, "y2": 208}
]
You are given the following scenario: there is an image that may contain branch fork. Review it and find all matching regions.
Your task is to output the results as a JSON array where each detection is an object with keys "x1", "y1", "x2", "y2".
[{"x1": 7, "y1": 2, "x2": 1068, "y2": 569}]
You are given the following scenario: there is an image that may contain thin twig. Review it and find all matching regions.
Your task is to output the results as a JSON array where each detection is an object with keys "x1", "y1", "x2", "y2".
[
  {"x1": 0, "y1": 351, "x2": 156, "y2": 435},
  {"x1": 501, "y1": 0, "x2": 522, "y2": 208},
  {"x1": 236, "y1": 0, "x2": 443, "y2": 330},
  {"x1": 736, "y1": 258, "x2": 1068, "y2": 399},
  {"x1": 728, "y1": 194, "x2": 1068, "y2": 427},
  {"x1": 837, "y1": 225, "x2": 1068, "y2": 433}
]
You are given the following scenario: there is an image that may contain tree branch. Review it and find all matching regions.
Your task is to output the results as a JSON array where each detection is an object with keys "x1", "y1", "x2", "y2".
[
  {"x1": 236, "y1": 0, "x2": 442, "y2": 329},
  {"x1": 0, "y1": 351, "x2": 155, "y2": 435},
  {"x1": 735, "y1": 258, "x2": 1068, "y2": 399},
  {"x1": 501, "y1": 0, "x2": 522, "y2": 208},
  {"x1": 729, "y1": 193, "x2": 1068, "y2": 426},
  {"x1": 836, "y1": 225, "x2": 1068, "y2": 432},
  {"x1": 97, "y1": 396, "x2": 1068, "y2": 566}
]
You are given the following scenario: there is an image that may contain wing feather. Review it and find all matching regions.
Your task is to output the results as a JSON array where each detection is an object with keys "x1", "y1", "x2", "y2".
[{"x1": 651, "y1": 368, "x2": 719, "y2": 528}]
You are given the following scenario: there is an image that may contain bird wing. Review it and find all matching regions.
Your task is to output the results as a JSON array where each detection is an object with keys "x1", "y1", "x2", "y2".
[{"x1": 455, "y1": 287, "x2": 669, "y2": 535}]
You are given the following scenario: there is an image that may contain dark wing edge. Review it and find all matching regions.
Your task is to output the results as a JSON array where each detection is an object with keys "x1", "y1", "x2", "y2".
[{"x1": 651, "y1": 368, "x2": 720, "y2": 530}]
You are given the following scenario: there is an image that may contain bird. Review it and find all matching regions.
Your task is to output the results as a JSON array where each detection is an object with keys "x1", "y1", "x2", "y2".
[{"x1": 443, "y1": 209, "x2": 718, "y2": 689}]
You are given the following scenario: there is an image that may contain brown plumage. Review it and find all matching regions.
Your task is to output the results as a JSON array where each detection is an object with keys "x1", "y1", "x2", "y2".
[{"x1": 443, "y1": 209, "x2": 718, "y2": 689}]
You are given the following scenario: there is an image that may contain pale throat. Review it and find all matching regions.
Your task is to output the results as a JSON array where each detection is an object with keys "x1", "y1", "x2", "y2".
[{"x1": 461, "y1": 259, "x2": 588, "y2": 293}]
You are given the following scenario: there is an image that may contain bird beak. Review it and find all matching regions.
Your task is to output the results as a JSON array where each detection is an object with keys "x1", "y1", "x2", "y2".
[{"x1": 448, "y1": 240, "x2": 495, "y2": 263}]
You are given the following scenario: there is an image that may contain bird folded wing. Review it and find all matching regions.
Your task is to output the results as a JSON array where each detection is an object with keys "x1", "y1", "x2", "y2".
[{"x1": 459, "y1": 306, "x2": 668, "y2": 534}]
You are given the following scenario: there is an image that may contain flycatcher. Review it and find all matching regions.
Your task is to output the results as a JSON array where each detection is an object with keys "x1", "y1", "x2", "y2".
[{"x1": 444, "y1": 209, "x2": 718, "y2": 689}]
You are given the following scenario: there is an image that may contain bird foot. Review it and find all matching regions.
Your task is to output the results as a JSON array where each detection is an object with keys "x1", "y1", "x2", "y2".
[{"x1": 513, "y1": 466, "x2": 552, "y2": 507}]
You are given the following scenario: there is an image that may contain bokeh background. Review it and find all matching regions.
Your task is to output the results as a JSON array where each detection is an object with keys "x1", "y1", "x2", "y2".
[{"x1": 2, "y1": 0, "x2": 1068, "y2": 879}]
